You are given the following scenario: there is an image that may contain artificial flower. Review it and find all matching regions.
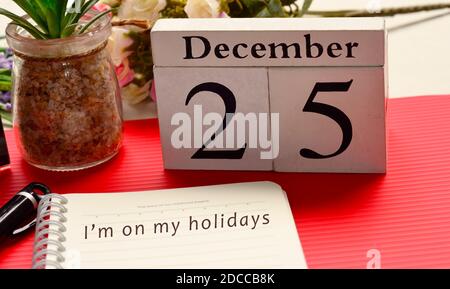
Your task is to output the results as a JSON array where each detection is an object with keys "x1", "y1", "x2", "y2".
[
  {"x1": 93, "y1": 2, "x2": 112, "y2": 12},
  {"x1": 150, "y1": 80, "x2": 157, "y2": 102},
  {"x1": 184, "y1": 0, "x2": 221, "y2": 18},
  {"x1": 100, "y1": 0, "x2": 123, "y2": 7},
  {"x1": 0, "y1": 48, "x2": 13, "y2": 70},
  {"x1": 118, "y1": 0, "x2": 167, "y2": 25},
  {"x1": 0, "y1": 48, "x2": 12, "y2": 114},
  {"x1": 115, "y1": 59, "x2": 135, "y2": 87},
  {"x1": 107, "y1": 27, "x2": 134, "y2": 66},
  {"x1": 121, "y1": 81, "x2": 152, "y2": 104}
]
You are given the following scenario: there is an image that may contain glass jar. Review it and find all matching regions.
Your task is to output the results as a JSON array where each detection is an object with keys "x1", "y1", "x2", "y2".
[{"x1": 6, "y1": 13, "x2": 123, "y2": 171}]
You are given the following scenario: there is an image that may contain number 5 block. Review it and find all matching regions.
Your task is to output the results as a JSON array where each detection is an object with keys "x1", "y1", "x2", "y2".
[{"x1": 269, "y1": 67, "x2": 386, "y2": 173}]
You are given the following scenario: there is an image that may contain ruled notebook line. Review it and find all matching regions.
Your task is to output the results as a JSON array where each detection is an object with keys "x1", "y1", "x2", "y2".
[
  {"x1": 81, "y1": 201, "x2": 265, "y2": 217},
  {"x1": 80, "y1": 234, "x2": 273, "y2": 254},
  {"x1": 81, "y1": 244, "x2": 276, "y2": 264},
  {"x1": 87, "y1": 254, "x2": 278, "y2": 268}
]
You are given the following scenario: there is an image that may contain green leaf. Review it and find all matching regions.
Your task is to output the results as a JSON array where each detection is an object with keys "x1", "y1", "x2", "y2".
[
  {"x1": 299, "y1": 0, "x2": 313, "y2": 16},
  {"x1": 81, "y1": 0, "x2": 100, "y2": 15},
  {"x1": 62, "y1": 0, "x2": 83, "y2": 28},
  {"x1": 280, "y1": 0, "x2": 296, "y2": 5},
  {"x1": 3, "y1": 0, "x2": 103, "y2": 39},
  {"x1": 0, "y1": 80, "x2": 12, "y2": 91},
  {"x1": 29, "y1": 1, "x2": 51, "y2": 33},
  {"x1": 78, "y1": 8, "x2": 112, "y2": 35},
  {"x1": 63, "y1": 0, "x2": 101, "y2": 37},
  {"x1": 0, "y1": 8, "x2": 47, "y2": 39},
  {"x1": 266, "y1": 0, "x2": 286, "y2": 16},
  {"x1": 66, "y1": 0, "x2": 98, "y2": 27},
  {"x1": 0, "y1": 110, "x2": 12, "y2": 127},
  {"x1": 56, "y1": 0, "x2": 68, "y2": 31},
  {"x1": 0, "y1": 69, "x2": 11, "y2": 76},
  {"x1": 239, "y1": 0, "x2": 286, "y2": 17},
  {"x1": 12, "y1": 0, "x2": 49, "y2": 34},
  {"x1": 61, "y1": 23, "x2": 78, "y2": 38},
  {"x1": 255, "y1": 0, "x2": 286, "y2": 17},
  {"x1": 0, "y1": 74, "x2": 11, "y2": 82},
  {"x1": 241, "y1": 0, "x2": 266, "y2": 16},
  {"x1": 34, "y1": 0, "x2": 61, "y2": 38}
]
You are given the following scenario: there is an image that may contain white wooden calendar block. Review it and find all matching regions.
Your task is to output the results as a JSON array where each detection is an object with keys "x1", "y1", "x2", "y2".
[
  {"x1": 269, "y1": 67, "x2": 386, "y2": 173},
  {"x1": 151, "y1": 18, "x2": 385, "y2": 67},
  {"x1": 154, "y1": 67, "x2": 273, "y2": 171},
  {"x1": 151, "y1": 18, "x2": 386, "y2": 173}
]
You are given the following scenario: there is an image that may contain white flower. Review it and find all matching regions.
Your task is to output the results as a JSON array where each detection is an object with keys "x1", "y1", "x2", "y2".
[
  {"x1": 107, "y1": 27, "x2": 134, "y2": 66},
  {"x1": 184, "y1": 0, "x2": 221, "y2": 18},
  {"x1": 118, "y1": 0, "x2": 167, "y2": 25},
  {"x1": 122, "y1": 81, "x2": 151, "y2": 104}
]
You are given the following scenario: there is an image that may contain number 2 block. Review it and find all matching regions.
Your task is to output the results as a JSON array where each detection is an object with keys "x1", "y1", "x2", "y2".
[
  {"x1": 269, "y1": 67, "x2": 386, "y2": 173},
  {"x1": 154, "y1": 67, "x2": 273, "y2": 171}
]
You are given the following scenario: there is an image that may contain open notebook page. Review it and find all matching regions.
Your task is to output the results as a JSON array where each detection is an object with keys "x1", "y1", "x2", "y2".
[{"x1": 46, "y1": 182, "x2": 306, "y2": 268}]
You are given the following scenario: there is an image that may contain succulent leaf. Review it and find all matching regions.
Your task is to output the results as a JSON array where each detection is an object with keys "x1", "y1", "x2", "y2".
[{"x1": 0, "y1": 0, "x2": 102, "y2": 39}]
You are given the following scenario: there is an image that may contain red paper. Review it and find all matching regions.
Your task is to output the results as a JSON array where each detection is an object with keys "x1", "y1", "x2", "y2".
[{"x1": 1, "y1": 95, "x2": 450, "y2": 269}]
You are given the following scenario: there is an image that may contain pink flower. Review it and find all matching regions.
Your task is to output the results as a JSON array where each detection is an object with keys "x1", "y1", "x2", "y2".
[
  {"x1": 150, "y1": 80, "x2": 157, "y2": 102},
  {"x1": 93, "y1": 3, "x2": 111, "y2": 12},
  {"x1": 219, "y1": 11, "x2": 230, "y2": 18},
  {"x1": 115, "y1": 59, "x2": 135, "y2": 87}
]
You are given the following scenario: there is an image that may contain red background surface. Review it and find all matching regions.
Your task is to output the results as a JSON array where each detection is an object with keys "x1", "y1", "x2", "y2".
[{"x1": 1, "y1": 95, "x2": 450, "y2": 268}]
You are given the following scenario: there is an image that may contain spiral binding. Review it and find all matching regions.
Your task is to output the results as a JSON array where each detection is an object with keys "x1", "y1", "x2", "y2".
[{"x1": 31, "y1": 194, "x2": 69, "y2": 269}]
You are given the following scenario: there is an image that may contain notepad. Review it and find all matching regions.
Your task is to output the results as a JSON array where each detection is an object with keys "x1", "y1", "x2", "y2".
[{"x1": 32, "y1": 182, "x2": 306, "y2": 269}]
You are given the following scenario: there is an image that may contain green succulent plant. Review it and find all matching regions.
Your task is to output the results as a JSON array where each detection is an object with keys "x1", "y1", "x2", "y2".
[{"x1": 0, "y1": 0, "x2": 111, "y2": 40}]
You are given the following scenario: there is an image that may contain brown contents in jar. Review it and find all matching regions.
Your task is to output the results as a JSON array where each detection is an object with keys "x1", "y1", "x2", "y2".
[{"x1": 13, "y1": 44, "x2": 123, "y2": 169}]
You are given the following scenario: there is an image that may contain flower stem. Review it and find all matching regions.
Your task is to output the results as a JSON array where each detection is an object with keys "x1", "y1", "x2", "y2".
[
  {"x1": 111, "y1": 19, "x2": 151, "y2": 29},
  {"x1": 305, "y1": 3, "x2": 450, "y2": 17}
]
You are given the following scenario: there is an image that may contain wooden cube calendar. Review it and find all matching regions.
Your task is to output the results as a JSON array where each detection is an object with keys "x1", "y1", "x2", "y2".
[{"x1": 151, "y1": 18, "x2": 387, "y2": 173}]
